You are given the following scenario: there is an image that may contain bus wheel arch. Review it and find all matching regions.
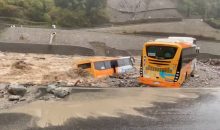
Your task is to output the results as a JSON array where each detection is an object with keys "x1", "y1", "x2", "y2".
[{"x1": 185, "y1": 72, "x2": 188, "y2": 82}]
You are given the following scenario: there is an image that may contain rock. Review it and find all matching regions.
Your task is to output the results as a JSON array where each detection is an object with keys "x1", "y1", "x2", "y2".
[
  {"x1": 19, "y1": 98, "x2": 26, "y2": 101},
  {"x1": 8, "y1": 84, "x2": 27, "y2": 96},
  {"x1": 194, "y1": 75, "x2": 200, "y2": 78},
  {"x1": 53, "y1": 87, "x2": 71, "y2": 98},
  {"x1": 204, "y1": 82, "x2": 209, "y2": 85},
  {"x1": 0, "y1": 94, "x2": 4, "y2": 98},
  {"x1": 0, "y1": 83, "x2": 8, "y2": 90},
  {"x1": 46, "y1": 84, "x2": 58, "y2": 93},
  {"x1": 46, "y1": 84, "x2": 71, "y2": 98},
  {"x1": 210, "y1": 59, "x2": 220, "y2": 66},
  {"x1": 8, "y1": 95, "x2": 21, "y2": 101}
]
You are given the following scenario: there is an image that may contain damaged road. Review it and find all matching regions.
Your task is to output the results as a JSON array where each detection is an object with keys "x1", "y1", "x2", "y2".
[{"x1": 1, "y1": 88, "x2": 220, "y2": 130}]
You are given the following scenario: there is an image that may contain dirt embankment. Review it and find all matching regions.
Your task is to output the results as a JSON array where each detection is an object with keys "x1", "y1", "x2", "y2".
[{"x1": 93, "y1": 19, "x2": 220, "y2": 41}]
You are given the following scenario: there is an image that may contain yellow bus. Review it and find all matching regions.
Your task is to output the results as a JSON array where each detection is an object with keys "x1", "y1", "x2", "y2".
[
  {"x1": 139, "y1": 38, "x2": 198, "y2": 88},
  {"x1": 77, "y1": 57, "x2": 134, "y2": 78}
]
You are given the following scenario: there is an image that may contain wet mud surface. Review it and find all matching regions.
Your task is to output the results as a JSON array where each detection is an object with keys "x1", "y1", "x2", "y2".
[{"x1": 0, "y1": 88, "x2": 220, "y2": 130}]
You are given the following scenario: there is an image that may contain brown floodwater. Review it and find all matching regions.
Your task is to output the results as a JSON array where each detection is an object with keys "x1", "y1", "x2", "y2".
[{"x1": 1, "y1": 88, "x2": 201, "y2": 127}]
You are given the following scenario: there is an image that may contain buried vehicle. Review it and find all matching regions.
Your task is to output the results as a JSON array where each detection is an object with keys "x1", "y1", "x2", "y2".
[
  {"x1": 139, "y1": 38, "x2": 199, "y2": 88},
  {"x1": 77, "y1": 57, "x2": 135, "y2": 78}
]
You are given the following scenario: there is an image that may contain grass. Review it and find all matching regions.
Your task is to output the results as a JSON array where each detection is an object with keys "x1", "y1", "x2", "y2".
[{"x1": 205, "y1": 19, "x2": 220, "y2": 29}]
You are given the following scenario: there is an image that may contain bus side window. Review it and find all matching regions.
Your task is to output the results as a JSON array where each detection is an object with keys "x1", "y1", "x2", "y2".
[
  {"x1": 104, "y1": 61, "x2": 111, "y2": 69},
  {"x1": 117, "y1": 59, "x2": 125, "y2": 67},
  {"x1": 95, "y1": 62, "x2": 106, "y2": 70},
  {"x1": 182, "y1": 47, "x2": 197, "y2": 66},
  {"x1": 78, "y1": 63, "x2": 91, "y2": 69},
  {"x1": 123, "y1": 58, "x2": 132, "y2": 66}
]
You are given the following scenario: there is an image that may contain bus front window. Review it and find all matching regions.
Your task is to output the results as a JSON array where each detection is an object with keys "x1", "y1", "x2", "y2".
[
  {"x1": 78, "y1": 63, "x2": 91, "y2": 69},
  {"x1": 147, "y1": 46, "x2": 177, "y2": 59}
]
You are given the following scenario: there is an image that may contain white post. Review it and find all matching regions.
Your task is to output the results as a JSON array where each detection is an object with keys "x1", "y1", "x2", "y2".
[{"x1": 49, "y1": 32, "x2": 56, "y2": 45}]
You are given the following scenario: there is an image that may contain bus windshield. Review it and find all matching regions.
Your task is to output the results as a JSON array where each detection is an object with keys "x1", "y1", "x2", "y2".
[{"x1": 146, "y1": 46, "x2": 177, "y2": 59}]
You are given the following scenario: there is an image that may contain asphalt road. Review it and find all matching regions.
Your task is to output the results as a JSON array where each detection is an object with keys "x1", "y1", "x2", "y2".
[{"x1": 1, "y1": 88, "x2": 220, "y2": 130}]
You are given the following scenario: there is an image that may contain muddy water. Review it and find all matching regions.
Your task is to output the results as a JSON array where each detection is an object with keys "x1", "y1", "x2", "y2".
[{"x1": 1, "y1": 88, "x2": 199, "y2": 127}]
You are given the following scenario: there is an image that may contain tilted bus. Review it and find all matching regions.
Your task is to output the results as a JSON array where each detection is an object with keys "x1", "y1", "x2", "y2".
[
  {"x1": 77, "y1": 57, "x2": 134, "y2": 78},
  {"x1": 139, "y1": 38, "x2": 198, "y2": 88}
]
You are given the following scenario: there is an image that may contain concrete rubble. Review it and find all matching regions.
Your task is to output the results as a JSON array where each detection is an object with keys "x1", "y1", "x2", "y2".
[
  {"x1": 46, "y1": 84, "x2": 72, "y2": 98},
  {"x1": 7, "y1": 84, "x2": 27, "y2": 96}
]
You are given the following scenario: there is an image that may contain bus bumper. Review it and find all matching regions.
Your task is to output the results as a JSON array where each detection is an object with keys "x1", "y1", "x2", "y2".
[{"x1": 139, "y1": 77, "x2": 181, "y2": 88}]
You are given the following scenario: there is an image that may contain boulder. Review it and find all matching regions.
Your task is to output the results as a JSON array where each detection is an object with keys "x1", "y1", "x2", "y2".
[
  {"x1": 52, "y1": 87, "x2": 71, "y2": 98},
  {"x1": 8, "y1": 84, "x2": 27, "y2": 96},
  {"x1": 46, "y1": 84, "x2": 58, "y2": 93},
  {"x1": 8, "y1": 95, "x2": 21, "y2": 101},
  {"x1": 46, "y1": 84, "x2": 71, "y2": 98}
]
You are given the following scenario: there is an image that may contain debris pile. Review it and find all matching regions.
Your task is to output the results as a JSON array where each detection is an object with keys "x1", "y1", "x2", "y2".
[
  {"x1": 183, "y1": 61, "x2": 220, "y2": 88},
  {"x1": 200, "y1": 59, "x2": 220, "y2": 66},
  {"x1": 75, "y1": 71, "x2": 140, "y2": 88},
  {"x1": 11, "y1": 61, "x2": 32, "y2": 70}
]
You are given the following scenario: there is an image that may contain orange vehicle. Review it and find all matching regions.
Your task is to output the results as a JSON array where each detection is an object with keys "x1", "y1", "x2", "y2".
[
  {"x1": 139, "y1": 38, "x2": 198, "y2": 88},
  {"x1": 77, "y1": 57, "x2": 134, "y2": 78}
]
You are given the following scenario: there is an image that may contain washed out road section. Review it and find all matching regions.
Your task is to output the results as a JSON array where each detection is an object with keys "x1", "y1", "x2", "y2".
[
  {"x1": 0, "y1": 88, "x2": 220, "y2": 130},
  {"x1": 1, "y1": 88, "x2": 199, "y2": 128}
]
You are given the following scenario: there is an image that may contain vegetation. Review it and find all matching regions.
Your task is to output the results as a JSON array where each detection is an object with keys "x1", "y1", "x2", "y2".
[
  {"x1": 0, "y1": 0, "x2": 108, "y2": 27},
  {"x1": 177, "y1": 0, "x2": 220, "y2": 29},
  {"x1": 177, "y1": 0, "x2": 220, "y2": 19},
  {"x1": 205, "y1": 18, "x2": 220, "y2": 29}
]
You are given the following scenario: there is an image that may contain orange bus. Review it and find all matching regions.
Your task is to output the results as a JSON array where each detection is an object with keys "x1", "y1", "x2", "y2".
[
  {"x1": 139, "y1": 38, "x2": 198, "y2": 88},
  {"x1": 77, "y1": 57, "x2": 134, "y2": 78}
]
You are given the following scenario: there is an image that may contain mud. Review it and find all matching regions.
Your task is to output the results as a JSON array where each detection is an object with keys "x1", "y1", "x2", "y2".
[
  {"x1": 1, "y1": 88, "x2": 199, "y2": 127},
  {"x1": 0, "y1": 52, "x2": 219, "y2": 87}
]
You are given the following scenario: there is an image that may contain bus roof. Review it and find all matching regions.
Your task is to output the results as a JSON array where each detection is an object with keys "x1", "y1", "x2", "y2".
[
  {"x1": 145, "y1": 40, "x2": 193, "y2": 49},
  {"x1": 77, "y1": 57, "x2": 117, "y2": 65},
  {"x1": 168, "y1": 37, "x2": 196, "y2": 45},
  {"x1": 77, "y1": 56, "x2": 132, "y2": 65}
]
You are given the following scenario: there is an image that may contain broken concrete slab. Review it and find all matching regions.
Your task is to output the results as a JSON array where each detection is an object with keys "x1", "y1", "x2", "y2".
[{"x1": 8, "y1": 84, "x2": 27, "y2": 96}]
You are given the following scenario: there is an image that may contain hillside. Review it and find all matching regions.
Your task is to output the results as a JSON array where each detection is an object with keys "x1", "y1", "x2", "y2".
[
  {"x1": 0, "y1": 0, "x2": 108, "y2": 27},
  {"x1": 0, "y1": 0, "x2": 219, "y2": 28},
  {"x1": 107, "y1": 0, "x2": 182, "y2": 23}
]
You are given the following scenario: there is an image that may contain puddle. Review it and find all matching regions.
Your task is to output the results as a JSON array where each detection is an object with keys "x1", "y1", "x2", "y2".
[{"x1": 1, "y1": 88, "x2": 199, "y2": 127}]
